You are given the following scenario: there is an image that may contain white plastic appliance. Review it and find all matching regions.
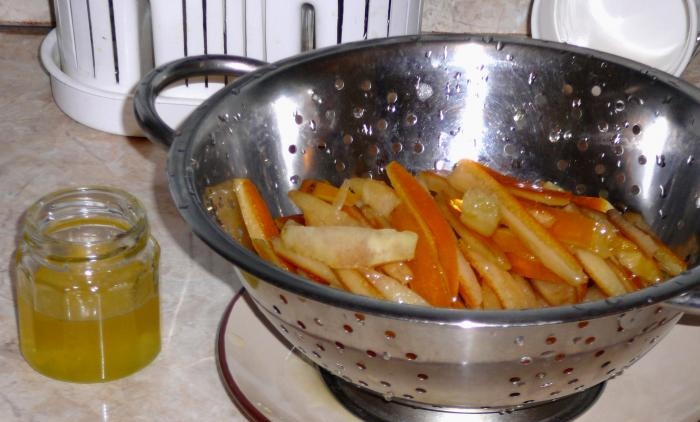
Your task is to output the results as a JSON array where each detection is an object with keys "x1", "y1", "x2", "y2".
[{"x1": 41, "y1": 0, "x2": 423, "y2": 136}]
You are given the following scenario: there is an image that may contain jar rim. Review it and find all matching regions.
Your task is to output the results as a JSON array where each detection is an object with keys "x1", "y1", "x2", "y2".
[{"x1": 22, "y1": 186, "x2": 149, "y2": 259}]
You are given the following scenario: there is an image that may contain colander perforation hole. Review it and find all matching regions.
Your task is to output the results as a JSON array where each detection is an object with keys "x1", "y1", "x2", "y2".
[
  {"x1": 555, "y1": 353, "x2": 566, "y2": 362},
  {"x1": 314, "y1": 318, "x2": 323, "y2": 326},
  {"x1": 381, "y1": 381, "x2": 391, "y2": 387},
  {"x1": 540, "y1": 350, "x2": 555, "y2": 358},
  {"x1": 509, "y1": 392, "x2": 521, "y2": 397},
  {"x1": 417, "y1": 373, "x2": 429, "y2": 381},
  {"x1": 614, "y1": 171, "x2": 626, "y2": 185},
  {"x1": 297, "y1": 320, "x2": 306, "y2": 330},
  {"x1": 366, "y1": 350, "x2": 377, "y2": 358},
  {"x1": 574, "y1": 385, "x2": 586, "y2": 391},
  {"x1": 631, "y1": 185, "x2": 641, "y2": 195},
  {"x1": 405, "y1": 352, "x2": 418, "y2": 360},
  {"x1": 312, "y1": 351, "x2": 321, "y2": 359},
  {"x1": 568, "y1": 378, "x2": 579, "y2": 385},
  {"x1": 540, "y1": 382, "x2": 554, "y2": 388},
  {"x1": 367, "y1": 144, "x2": 380, "y2": 157},
  {"x1": 522, "y1": 400, "x2": 535, "y2": 404},
  {"x1": 591, "y1": 85, "x2": 602, "y2": 96},
  {"x1": 272, "y1": 305, "x2": 281, "y2": 314},
  {"x1": 343, "y1": 324, "x2": 353, "y2": 333},
  {"x1": 316, "y1": 343, "x2": 325, "y2": 352},
  {"x1": 280, "y1": 325, "x2": 289, "y2": 334},
  {"x1": 279, "y1": 294, "x2": 288, "y2": 304},
  {"x1": 595, "y1": 350, "x2": 605, "y2": 357},
  {"x1": 354, "y1": 313, "x2": 365, "y2": 323},
  {"x1": 536, "y1": 372, "x2": 547, "y2": 379},
  {"x1": 550, "y1": 391, "x2": 561, "y2": 396},
  {"x1": 572, "y1": 336, "x2": 582, "y2": 344},
  {"x1": 358, "y1": 380, "x2": 368, "y2": 387},
  {"x1": 577, "y1": 138, "x2": 589, "y2": 151},
  {"x1": 403, "y1": 394, "x2": 414, "y2": 399},
  {"x1": 585, "y1": 336, "x2": 596, "y2": 345},
  {"x1": 385, "y1": 330, "x2": 396, "y2": 339},
  {"x1": 601, "y1": 361, "x2": 611, "y2": 368},
  {"x1": 654, "y1": 307, "x2": 663, "y2": 314},
  {"x1": 606, "y1": 368, "x2": 617, "y2": 375},
  {"x1": 288, "y1": 145, "x2": 297, "y2": 154},
  {"x1": 335, "y1": 341, "x2": 345, "y2": 350},
  {"x1": 415, "y1": 388, "x2": 427, "y2": 394},
  {"x1": 577, "y1": 321, "x2": 589, "y2": 328},
  {"x1": 519, "y1": 356, "x2": 532, "y2": 365},
  {"x1": 563, "y1": 368, "x2": 574, "y2": 375},
  {"x1": 356, "y1": 362, "x2": 366, "y2": 370},
  {"x1": 360, "y1": 80, "x2": 372, "y2": 92},
  {"x1": 545, "y1": 336, "x2": 557, "y2": 345},
  {"x1": 509, "y1": 377, "x2": 521, "y2": 384},
  {"x1": 412, "y1": 141, "x2": 425, "y2": 154}
]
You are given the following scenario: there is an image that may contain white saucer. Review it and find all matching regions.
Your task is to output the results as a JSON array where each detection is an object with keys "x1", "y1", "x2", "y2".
[
  {"x1": 216, "y1": 291, "x2": 700, "y2": 421},
  {"x1": 216, "y1": 291, "x2": 362, "y2": 421},
  {"x1": 531, "y1": 0, "x2": 698, "y2": 76}
]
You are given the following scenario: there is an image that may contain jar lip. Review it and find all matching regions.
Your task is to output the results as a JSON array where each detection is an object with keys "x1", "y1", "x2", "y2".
[{"x1": 23, "y1": 186, "x2": 148, "y2": 257}]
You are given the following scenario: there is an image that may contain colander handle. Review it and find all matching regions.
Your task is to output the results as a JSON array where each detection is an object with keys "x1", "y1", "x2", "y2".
[
  {"x1": 134, "y1": 55, "x2": 266, "y2": 147},
  {"x1": 664, "y1": 288, "x2": 700, "y2": 315}
]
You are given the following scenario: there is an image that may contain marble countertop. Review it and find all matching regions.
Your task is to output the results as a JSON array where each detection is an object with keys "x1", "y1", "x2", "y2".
[{"x1": 1, "y1": 30, "x2": 699, "y2": 422}]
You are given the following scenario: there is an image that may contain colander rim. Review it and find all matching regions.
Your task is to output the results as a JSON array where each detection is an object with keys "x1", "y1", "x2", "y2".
[{"x1": 166, "y1": 33, "x2": 700, "y2": 324}]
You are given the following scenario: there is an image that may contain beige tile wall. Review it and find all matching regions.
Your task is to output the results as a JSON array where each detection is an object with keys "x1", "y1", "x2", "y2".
[
  {"x1": 422, "y1": 0, "x2": 531, "y2": 34},
  {"x1": 0, "y1": 0, "x2": 52, "y2": 26},
  {"x1": 0, "y1": 0, "x2": 532, "y2": 34}
]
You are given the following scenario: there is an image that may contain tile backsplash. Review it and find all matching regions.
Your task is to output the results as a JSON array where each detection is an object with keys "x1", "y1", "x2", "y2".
[
  {"x1": 423, "y1": 0, "x2": 531, "y2": 34},
  {"x1": 0, "y1": 0, "x2": 531, "y2": 34},
  {"x1": 0, "y1": 0, "x2": 52, "y2": 26}
]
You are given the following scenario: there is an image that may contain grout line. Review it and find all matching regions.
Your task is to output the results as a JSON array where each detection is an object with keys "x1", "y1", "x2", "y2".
[{"x1": 0, "y1": 24, "x2": 52, "y2": 35}]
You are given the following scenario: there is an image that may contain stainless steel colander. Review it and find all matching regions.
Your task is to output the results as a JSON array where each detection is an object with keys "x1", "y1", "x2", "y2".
[{"x1": 134, "y1": 34, "x2": 700, "y2": 409}]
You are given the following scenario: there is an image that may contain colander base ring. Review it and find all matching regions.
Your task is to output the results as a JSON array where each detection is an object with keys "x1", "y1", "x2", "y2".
[{"x1": 321, "y1": 370, "x2": 605, "y2": 422}]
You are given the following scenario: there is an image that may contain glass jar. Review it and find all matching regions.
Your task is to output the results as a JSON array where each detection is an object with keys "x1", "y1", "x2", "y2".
[{"x1": 15, "y1": 186, "x2": 161, "y2": 382}]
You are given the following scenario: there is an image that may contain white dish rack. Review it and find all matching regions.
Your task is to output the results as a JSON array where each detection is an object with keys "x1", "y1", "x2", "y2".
[{"x1": 41, "y1": 0, "x2": 423, "y2": 136}]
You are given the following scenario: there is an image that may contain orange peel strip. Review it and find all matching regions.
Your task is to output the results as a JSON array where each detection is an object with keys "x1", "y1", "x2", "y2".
[{"x1": 448, "y1": 160, "x2": 587, "y2": 286}]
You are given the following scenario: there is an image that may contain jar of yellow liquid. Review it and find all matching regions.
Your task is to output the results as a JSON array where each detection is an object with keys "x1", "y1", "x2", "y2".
[{"x1": 16, "y1": 187, "x2": 160, "y2": 382}]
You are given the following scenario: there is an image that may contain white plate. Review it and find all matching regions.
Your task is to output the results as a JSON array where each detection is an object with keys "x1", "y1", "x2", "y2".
[
  {"x1": 531, "y1": 0, "x2": 698, "y2": 76},
  {"x1": 216, "y1": 292, "x2": 362, "y2": 422},
  {"x1": 217, "y1": 291, "x2": 700, "y2": 422}
]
